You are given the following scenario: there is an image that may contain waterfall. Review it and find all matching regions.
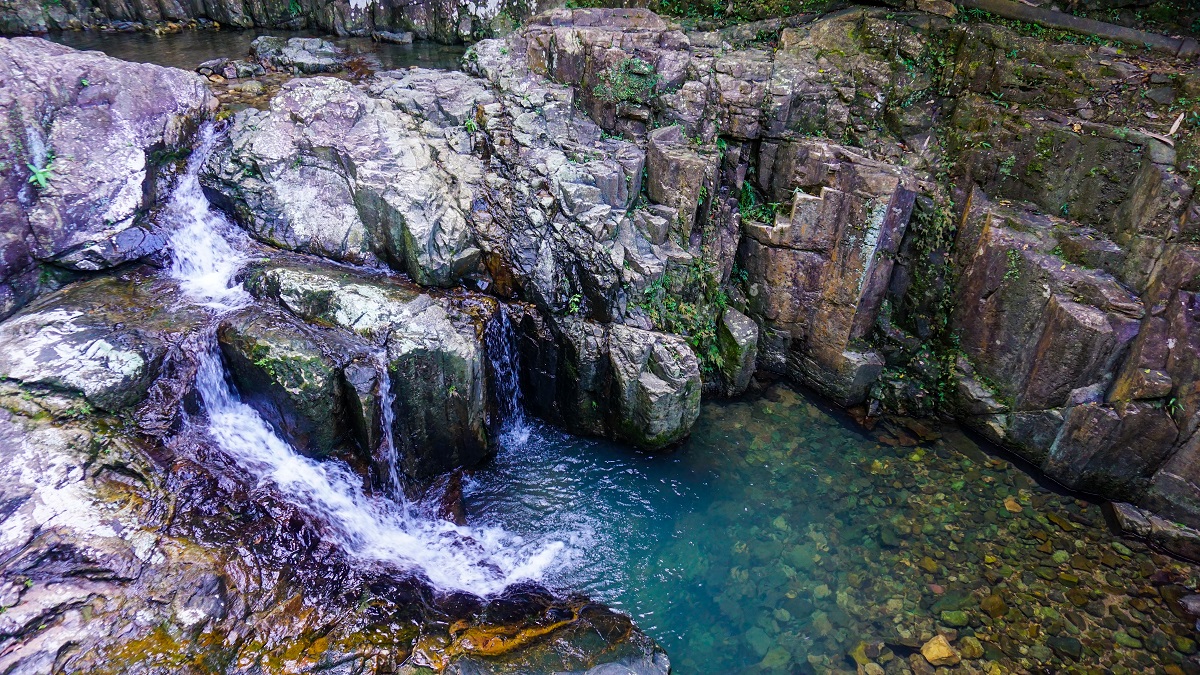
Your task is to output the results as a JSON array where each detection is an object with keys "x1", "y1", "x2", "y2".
[
  {"x1": 484, "y1": 307, "x2": 531, "y2": 448},
  {"x1": 164, "y1": 123, "x2": 563, "y2": 595},
  {"x1": 374, "y1": 351, "x2": 403, "y2": 497},
  {"x1": 165, "y1": 125, "x2": 249, "y2": 311}
]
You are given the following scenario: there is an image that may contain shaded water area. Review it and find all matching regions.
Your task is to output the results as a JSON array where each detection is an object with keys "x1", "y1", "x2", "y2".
[
  {"x1": 467, "y1": 384, "x2": 1200, "y2": 674},
  {"x1": 49, "y1": 29, "x2": 466, "y2": 70}
]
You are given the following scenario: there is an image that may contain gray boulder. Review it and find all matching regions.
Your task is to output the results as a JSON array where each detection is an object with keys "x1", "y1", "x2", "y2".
[
  {"x1": 244, "y1": 259, "x2": 492, "y2": 479},
  {"x1": 715, "y1": 307, "x2": 758, "y2": 396},
  {"x1": 609, "y1": 325, "x2": 702, "y2": 450},
  {"x1": 217, "y1": 306, "x2": 364, "y2": 459},
  {"x1": 0, "y1": 37, "x2": 215, "y2": 319},
  {"x1": 250, "y1": 36, "x2": 347, "y2": 74},
  {"x1": 203, "y1": 76, "x2": 484, "y2": 287}
]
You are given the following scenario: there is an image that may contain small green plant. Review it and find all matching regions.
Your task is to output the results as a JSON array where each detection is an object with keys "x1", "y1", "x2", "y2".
[
  {"x1": 26, "y1": 152, "x2": 54, "y2": 190},
  {"x1": 567, "y1": 293, "x2": 583, "y2": 315},
  {"x1": 288, "y1": 0, "x2": 301, "y2": 16},
  {"x1": 464, "y1": 118, "x2": 477, "y2": 133},
  {"x1": 632, "y1": 258, "x2": 728, "y2": 372},
  {"x1": 64, "y1": 401, "x2": 94, "y2": 418},
  {"x1": 998, "y1": 155, "x2": 1016, "y2": 177},
  {"x1": 79, "y1": 78, "x2": 89, "y2": 87},
  {"x1": 1004, "y1": 248, "x2": 1021, "y2": 281},
  {"x1": 1167, "y1": 397, "x2": 1184, "y2": 416},
  {"x1": 738, "y1": 181, "x2": 779, "y2": 222},
  {"x1": 593, "y1": 58, "x2": 659, "y2": 106}
]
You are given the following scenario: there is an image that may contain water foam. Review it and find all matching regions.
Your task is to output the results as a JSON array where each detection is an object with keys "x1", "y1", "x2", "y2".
[
  {"x1": 165, "y1": 123, "x2": 564, "y2": 595},
  {"x1": 165, "y1": 127, "x2": 249, "y2": 311}
]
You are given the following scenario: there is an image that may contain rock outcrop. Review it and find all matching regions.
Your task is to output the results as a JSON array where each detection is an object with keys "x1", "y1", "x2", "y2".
[
  {"x1": 203, "y1": 73, "x2": 490, "y2": 286},
  {"x1": 456, "y1": 6, "x2": 1200, "y2": 535},
  {"x1": 241, "y1": 257, "x2": 494, "y2": 480},
  {"x1": 0, "y1": 37, "x2": 215, "y2": 320},
  {"x1": 0, "y1": 273, "x2": 208, "y2": 412},
  {"x1": 203, "y1": 60, "x2": 711, "y2": 450},
  {"x1": 0, "y1": 0, "x2": 546, "y2": 43}
]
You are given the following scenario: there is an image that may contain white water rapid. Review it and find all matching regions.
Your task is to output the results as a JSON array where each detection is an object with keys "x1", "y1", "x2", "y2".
[
  {"x1": 484, "y1": 308, "x2": 532, "y2": 448},
  {"x1": 165, "y1": 124, "x2": 564, "y2": 596}
]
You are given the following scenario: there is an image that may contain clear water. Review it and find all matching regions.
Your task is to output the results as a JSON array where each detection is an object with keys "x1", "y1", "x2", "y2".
[
  {"x1": 467, "y1": 385, "x2": 1200, "y2": 674},
  {"x1": 49, "y1": 29, "x2": 466, "y2": 71}
]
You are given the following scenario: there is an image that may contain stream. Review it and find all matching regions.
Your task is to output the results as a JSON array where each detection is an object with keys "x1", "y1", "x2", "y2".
[
  {"x1": 165, "y1": 97, "x2": 1197, "y2": 675},
  {"x1": 165, "y1": 125, "x2": 563, "y2": 596},
  {"x1": 20, "y1": 29, "x2": 1200, "y2": 675}
]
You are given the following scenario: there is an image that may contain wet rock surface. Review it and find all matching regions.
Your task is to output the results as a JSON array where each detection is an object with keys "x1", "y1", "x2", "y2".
[
  {"x1": 3, "y1": 4, "x2": 1200, "y2": 674},
  {"x1": 0, "y1": 385, "x2": 668, "y2": 674},
  {"x1": 0, "y1": 37, "x2": 215, "y2": 318}
]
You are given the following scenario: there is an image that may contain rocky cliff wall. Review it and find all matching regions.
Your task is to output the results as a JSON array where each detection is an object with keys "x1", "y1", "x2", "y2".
[
  {"x1": 0, "y1": 0, "x2": 553, "y2": 42},
  {"x1": 175, "y1": 5, "x2": 1200, "y2": 539},
  {"x1": 4, "y1": 4, "x2": 1200, "y2": 546},
  {"x1": 452, "y1": 6, "x2": 1200, "y2": 542}
]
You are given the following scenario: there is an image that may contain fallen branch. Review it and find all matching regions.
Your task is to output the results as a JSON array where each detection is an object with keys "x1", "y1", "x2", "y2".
[{"x1": 955, "y1": 0, "x2": 1200, "y2": 57}]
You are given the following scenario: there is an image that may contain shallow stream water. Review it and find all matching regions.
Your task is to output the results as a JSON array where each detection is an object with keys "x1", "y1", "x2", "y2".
[
  {"x1": 49, "y1": 29, "x2": 466, "y2": 71},
  {"x1": 467, "y1": 387, "x2": 1200, "y2": 674}
]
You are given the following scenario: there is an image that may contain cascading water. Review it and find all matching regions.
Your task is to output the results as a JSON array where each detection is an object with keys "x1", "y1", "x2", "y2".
[
  {"x1": 373, "y1": 351, "x2": 403, "y2": 497},
  {"x1": 165, "y1": 126, "x2": 249, "y2": 311},
  {"x1": 484, "y1": 307, "x2": 531, "y2": 448},
  {"x1": 164, "y1": 123, "x2": 564, "y2": 595}
]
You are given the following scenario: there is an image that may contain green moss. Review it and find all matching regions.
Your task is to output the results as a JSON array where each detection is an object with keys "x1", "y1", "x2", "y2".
[
  {"x1": 593, "y1": 58, "x2": 659, "y2": 106},
  {"x1": 737, "y1": 181, "x2": 779, "y2": 222},
  {"x1": 632, "y1": 258, "x2": 728, "y2": 373},
  {"x1": 650, "y1": 0, "x2": 832, "y2": 25},
  {"x1": 952, "y1": 7, "x2": 1129, "y2": 48}
]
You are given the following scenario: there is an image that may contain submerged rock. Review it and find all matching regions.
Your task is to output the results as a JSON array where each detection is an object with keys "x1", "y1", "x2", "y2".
[{"x1": 919, "y1": 634, "x2": 960, "y2": 667}]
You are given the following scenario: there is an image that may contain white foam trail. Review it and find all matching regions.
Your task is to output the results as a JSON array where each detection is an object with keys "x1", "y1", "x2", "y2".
[
  {"x1": 165, "y1": 127, "x2": 250, "y2": 311},
  {"x1": 164, "y1": 123, "x2": 565, "y2": 595},
  {"x1": 485, "y1": 308, "x2": 532, "y2": 448},
  {"x1": 193, "y1": 349, "x2": 563, "y2": 594},
  {"x1": 374, "y1": 350, "x2": 403, "y2": 496}
]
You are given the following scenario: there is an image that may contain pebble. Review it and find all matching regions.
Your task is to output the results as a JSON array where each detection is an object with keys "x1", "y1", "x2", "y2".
[
  {"x1": 1113, "y1": 631, "x2": 1144, "y2": 649},
  {"x1": 920, "y1": 635, "x2": 961, "y2": 666},
  {"x1": 650, "y1": 383, "x2": 1200, "y2": 674}
]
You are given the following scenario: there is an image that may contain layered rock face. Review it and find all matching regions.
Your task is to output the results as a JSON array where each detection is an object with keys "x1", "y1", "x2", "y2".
[
  {"x1": 202, "y1": 62, "x2": 709, "y2": 450},
  {"x1": 0, "y1": 0, "x2": 549, "y2": 42},
  {"x1": 447, "y1": 6, "x2": 1200, "y2": 537},
  {"x1": 0, "y1": 36, "x2": 215, "y2": 319}
]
